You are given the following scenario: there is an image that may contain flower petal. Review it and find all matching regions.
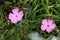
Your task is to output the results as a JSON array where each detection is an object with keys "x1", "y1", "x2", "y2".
[
  {"x1": 17, "y1": 11, "x2": 24, "y2": 21},
  {"x1": 42, "y1": 19, "x2": 48, "y2": 25},
  {"x1": 49, "y1": 23, "x2": 56, "y2": 30},
  {"x1": 46, "y1": 27, "x2": 52, "y2": 33},
  {"x1": 9, "y1": 13, "x2": 17, "y2": 24},
  {"x1": 48, "y1": 19, "x2": 54, "y2": 25},
  {"x1": 41, "y1": 25, "x2": 47, "y2": 31},
  {"x1": 12, "y1": 8, "x2": 19, "y2": 15}
]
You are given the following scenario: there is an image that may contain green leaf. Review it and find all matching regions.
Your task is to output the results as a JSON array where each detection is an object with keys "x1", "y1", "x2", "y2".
[
  {"x1": 9, "y1": 28, "x2": 15, "y2": 35},
  {"x1": 13, "y1": 0, "x2": 16, "y2": 3},
  {"x1": 9, "y1": 35, "x2": 21, "y2": 40}
]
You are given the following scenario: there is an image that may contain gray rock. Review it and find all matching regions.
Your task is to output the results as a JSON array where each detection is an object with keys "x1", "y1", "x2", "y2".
[
  {"x1": 51, "y1": 36, "x2": 60, "y2": 40},
  {"x1": 28, "y1": 32, "x2": 44, "y2": 40},
  {"x1": 51, "y1": 36, "x2": 57, "y2": 40}
]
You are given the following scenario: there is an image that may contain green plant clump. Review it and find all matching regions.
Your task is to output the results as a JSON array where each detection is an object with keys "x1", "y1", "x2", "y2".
[{"x1": 0, "y1": 0, "x2": 60, "y2": 40}]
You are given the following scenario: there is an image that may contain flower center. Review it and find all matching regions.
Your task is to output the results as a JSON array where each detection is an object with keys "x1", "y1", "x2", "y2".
[
  {"x1": 47, "y1": 25, "x2": 49, "y2": 27},
  {"x1": 16, "y1": 15, "x2": 17, "y2": 17}
]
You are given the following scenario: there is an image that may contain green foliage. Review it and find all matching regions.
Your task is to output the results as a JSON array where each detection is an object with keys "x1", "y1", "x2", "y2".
[{"x1": 0, "y1": 0, "x2": 60, "y2": 40}]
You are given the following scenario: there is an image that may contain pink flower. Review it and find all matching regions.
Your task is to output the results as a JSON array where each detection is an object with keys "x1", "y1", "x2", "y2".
[
  {"x1": 41, "y1": 19, "x2": 56, "y2": 33},
  {"x1": 8, "y1": 8, "x2": 23, "y2": 24}
]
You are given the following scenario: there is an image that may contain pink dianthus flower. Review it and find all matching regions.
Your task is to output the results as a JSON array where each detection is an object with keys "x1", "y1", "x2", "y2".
[
  {"x1": 8, "y1": 8, "x2": 23, "y2": 24},
  {"x1": 41, "y1": 19, "x2": 56, "y2": 33}
]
